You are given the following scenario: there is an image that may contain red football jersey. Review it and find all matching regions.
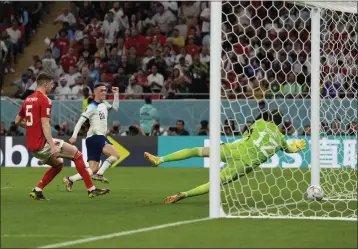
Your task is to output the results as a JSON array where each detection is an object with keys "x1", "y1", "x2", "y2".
[
  {"x1": 18, "y1": 91, "x2": 52, "y2": 151},
  {"x1": 61, "y1": 55, "x2": 77, "y2": 73},
  {"x1": 55, "y1": 37, "x2": 70, "y2": 57},
  {"x1": 87, "y1": 23, "x2": 103, "y2": 44},
  {"x1": 125, "y1": 35, "x2": 149, "y2": 56},
  {"x1": 186, "y1": 45, "x2": 200, "y2": 56}
]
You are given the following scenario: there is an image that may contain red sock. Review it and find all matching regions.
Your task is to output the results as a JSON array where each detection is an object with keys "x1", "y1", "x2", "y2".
[
  {"x1": 36, "y1": 167, "x2": 62, "y2": 190},
  {"x1": 73, "y1": 151, "x2": 94, "y2": 190}
]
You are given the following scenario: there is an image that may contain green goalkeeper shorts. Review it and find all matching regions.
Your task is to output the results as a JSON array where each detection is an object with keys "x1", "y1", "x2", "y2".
[{"x1": 219, "y1": 143, "x2": 256, "y2": 184}]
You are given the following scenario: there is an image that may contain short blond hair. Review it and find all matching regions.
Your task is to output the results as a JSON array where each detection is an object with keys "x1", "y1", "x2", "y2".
[{"x1": 36, "y1": 72, "x2": 54, "y2": 86}]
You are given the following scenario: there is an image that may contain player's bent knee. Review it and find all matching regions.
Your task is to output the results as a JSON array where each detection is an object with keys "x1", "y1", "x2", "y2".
[
  {"x1": 107, "y1": 148, "x2": 120, "y2": 159},
  {"x1": 52, "y1": 161, "x2": 64, "y2": 169},
  {"x1": 112, "y1": 153, "x2": 120, "y2": 160},
  {"x1": 103, "y1": 144, "x2": 119, "y2": 158},
  {"x1": 55, "y1": 163, "x2": 64, "y2": 170},
  {"x1": 72, "y1": 149, "x2": 83, "y2": 160}
]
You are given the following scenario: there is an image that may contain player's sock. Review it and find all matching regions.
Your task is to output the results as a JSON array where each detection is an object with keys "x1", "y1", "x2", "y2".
[
  {"x1": 185, "y1": 182, "x2": 209, "y2": 197},
  {"x1": 97, "y1": 156, "x2": 117, "y2": 175},
  {"x1": 36, "y1": 166, "x2": 63, "y2": 190},
  {"x1": 69, "y1": 168, "x2": 93, "y2": 183},
  {"x1": 161, "y1": 148, "x2": 203, "y2": 162},
  {"x1": 73, "y1": 151, "x2": 95, "y2": 191}
]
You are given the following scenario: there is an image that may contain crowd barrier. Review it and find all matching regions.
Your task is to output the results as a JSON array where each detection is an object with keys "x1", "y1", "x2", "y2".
[{"x1": 1, "y1": 136, "x2": 356, "y2": 168}]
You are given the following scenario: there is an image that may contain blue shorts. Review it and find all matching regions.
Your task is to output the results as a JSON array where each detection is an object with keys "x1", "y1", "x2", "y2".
[{"x1": 86, "y1": 135, "x2": 112, "y2": 162}]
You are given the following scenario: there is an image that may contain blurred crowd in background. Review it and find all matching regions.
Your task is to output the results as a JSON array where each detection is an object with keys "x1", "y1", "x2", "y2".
[
  {"x1": 0, "y1": 1, "x2": 356, "y2": 137},
  {"x1": 1, "y1": 1, "x2": 357, "y2": 100}
]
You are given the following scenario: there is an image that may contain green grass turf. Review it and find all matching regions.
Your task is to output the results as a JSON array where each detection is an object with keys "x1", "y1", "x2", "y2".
[{"x1": 1, "y1": 167, "x2": 357, "y2": 248}]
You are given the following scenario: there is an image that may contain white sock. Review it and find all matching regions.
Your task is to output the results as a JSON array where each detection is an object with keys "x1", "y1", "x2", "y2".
[
  {"x1": 88, "y1": 186, "x2": 95, "y2": 191},
  {"x1": 97, "y1": 156, "x2": 117, "y2": 175},
  {"x1": 69, "y1": 168, "x2": 93, "y2": 182},
  {"x1": 35, "y1": 187, "x2": 42, "y2": 191}
]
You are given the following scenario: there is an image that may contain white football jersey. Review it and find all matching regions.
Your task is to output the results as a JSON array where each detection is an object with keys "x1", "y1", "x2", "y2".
[{"x1": 82, "y1": 100, "x2": 113, "y2": 137}]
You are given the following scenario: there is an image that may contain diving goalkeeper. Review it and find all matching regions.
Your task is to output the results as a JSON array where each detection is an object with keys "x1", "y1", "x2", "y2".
[{"x1": 144, "y1": 110, "x2": 306, "y2": 204}]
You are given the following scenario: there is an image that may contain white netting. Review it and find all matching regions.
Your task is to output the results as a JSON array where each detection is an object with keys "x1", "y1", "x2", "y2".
[{"x1": 220, "y1": 1, "x2": 357, "y2": 220}]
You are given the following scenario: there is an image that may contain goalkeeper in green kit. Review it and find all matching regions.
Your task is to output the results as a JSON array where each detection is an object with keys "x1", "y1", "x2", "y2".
[{"x1": 144, "y1": 110, "x2": 306, "y2": 204}]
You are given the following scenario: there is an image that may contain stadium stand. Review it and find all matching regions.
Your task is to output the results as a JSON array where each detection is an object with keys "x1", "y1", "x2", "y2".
[
  {"x1": 1, "y1": 1, "x2": 357, "y2": 100},
  {"x1": 0, "y1": 1, "x2": 356, "y2": 137}
]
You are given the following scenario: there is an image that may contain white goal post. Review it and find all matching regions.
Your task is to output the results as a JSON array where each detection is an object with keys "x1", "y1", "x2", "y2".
[{"x1": 209, "y1": 1, "x2": 357, "y2": 220}]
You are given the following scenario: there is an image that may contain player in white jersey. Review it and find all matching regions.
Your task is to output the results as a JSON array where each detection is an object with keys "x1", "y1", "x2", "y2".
[{"x1": 63, "y1": 84, "x2": 120, "y2": 192}]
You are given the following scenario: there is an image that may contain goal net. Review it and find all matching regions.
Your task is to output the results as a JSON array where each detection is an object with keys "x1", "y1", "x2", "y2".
[{"x1": 219, "y1": 1, "x2": 357, "y2": 220}]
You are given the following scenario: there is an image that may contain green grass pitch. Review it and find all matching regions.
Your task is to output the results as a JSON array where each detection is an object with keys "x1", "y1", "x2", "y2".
[{"x1": 1, "y1": 167, "x2": 357, "y2": 248}]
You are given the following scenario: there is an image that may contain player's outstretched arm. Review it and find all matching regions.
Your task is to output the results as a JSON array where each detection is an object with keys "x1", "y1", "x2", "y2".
[
  {"x1": 282, "y1": 139, "x2": 306, "y2": 153},
  {"x1": 70, "y1": 116, "x2": 87, "y2": 143},
  {"x1": 70, "y1": 106, "x2": 95, "y2": 143},
  {"x1": 106, "y1": 87, "x2": 119, "y2": 112}
]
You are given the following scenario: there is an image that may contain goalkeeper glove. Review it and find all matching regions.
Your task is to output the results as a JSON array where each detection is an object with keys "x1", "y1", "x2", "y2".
[{"x1": 290, "y1": 139, "x2": 306, "y2": 153}]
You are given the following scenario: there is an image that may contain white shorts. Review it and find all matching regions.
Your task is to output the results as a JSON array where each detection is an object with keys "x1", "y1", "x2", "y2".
[{"x1": 32, "y1": 139, "x2": 65, "y2": 163}]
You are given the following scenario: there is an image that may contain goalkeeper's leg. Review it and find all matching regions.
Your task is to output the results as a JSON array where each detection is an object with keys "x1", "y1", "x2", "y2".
[
  {"x1": 144, "y1": 147, "x2": 210, "y2": 167},
  {"x1": 164, "y1": 160, "x2": 254, "y2": 204}
]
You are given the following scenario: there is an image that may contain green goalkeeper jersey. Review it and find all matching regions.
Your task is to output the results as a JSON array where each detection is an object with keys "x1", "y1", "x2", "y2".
[{"x1": 223, "y1": 120, "x2": 289, "y2": 166}]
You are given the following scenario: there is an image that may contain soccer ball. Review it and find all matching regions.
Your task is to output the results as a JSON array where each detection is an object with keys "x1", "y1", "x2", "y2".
[{"x1": 306, "y1": 185, "x2": 324, "y2": 201}]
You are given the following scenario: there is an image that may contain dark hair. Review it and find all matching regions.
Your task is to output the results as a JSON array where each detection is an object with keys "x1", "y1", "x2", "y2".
[
  {"x1": 177, "y1": 120, "x2": 185, "y2": 126},
  {"x1": 224, "y1": 119, "x2": 237, "y2": 131},
  {"x1": 60, "y1": 29, "x2": 68, "y2": 35},
  {"x1": 94, "y1": 83, "x2": 105, "y2": 89},
  {"x1": 145, "y1": 96, "x2": 152, "y2": 104},
  {"x1": 269, "y1": 110, "x2": 283, "y2": 126},
  {"x1": 87, "y1": 96, "x2": 94, "y2": 104},
  {"x1": 128, "y1": 125, "x2": 139, "y2": 135},
  {"x1": 258, "y1": 100, "x2": 265, "y2": 106},
  {"x1": 83, "y1": 87, "x2": 89, "y2": 94},
  {"x1": 63, "y1": 22, "x2": 70, "y2": 28},
  {"x1": 200, "y1": 120, "x2": 208, "y2": 129}
]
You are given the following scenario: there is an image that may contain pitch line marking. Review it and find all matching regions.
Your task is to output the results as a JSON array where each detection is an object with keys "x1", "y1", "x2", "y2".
[
  {"x1": 3, "y1": 234, "x2": 90, "y2": 238},
  {"x1": 38, "y1": 217, "x2": 211, "y2": 248},
  {"x1": 0, "y1": 187, "x2": 13, "y2": 190}
]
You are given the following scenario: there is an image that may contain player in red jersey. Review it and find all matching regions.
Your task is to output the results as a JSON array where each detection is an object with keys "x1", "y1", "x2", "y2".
[{"x1": 14, "y1": 73, "x2": 110, "y2": 200}]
